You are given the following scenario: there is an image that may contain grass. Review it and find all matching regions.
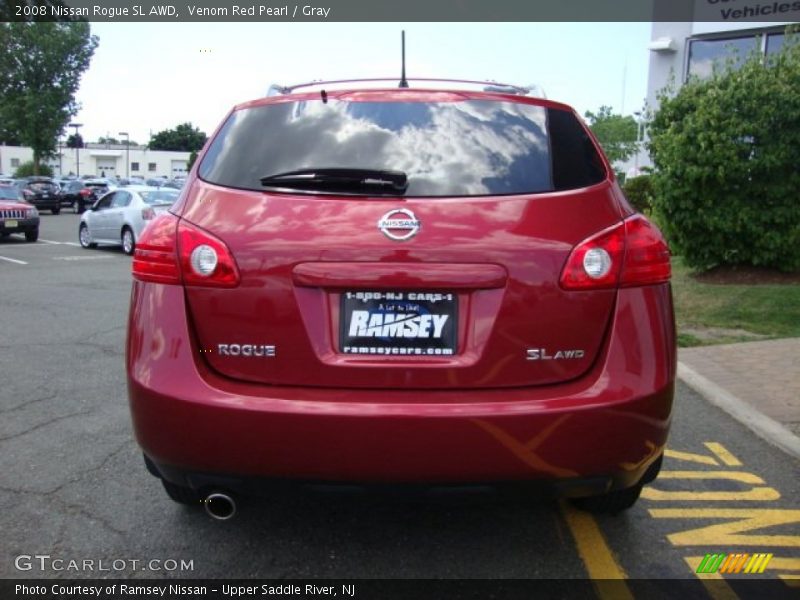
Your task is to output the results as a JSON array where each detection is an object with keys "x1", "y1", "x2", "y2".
[{"x1": 671, "y1": 258, "x2": 800, "y2": 347}]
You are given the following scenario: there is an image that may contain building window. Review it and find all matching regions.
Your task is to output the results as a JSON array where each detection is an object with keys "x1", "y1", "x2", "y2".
[
  {"x1": 687, "y1": 36, "x2": 759, "y2": 80},
  {"x1": 131, "y1": 162, "x2": 140, "y2": 171},
  {"x1": 10, "y1": 158, "x2": 20, "y2": 168},
  {"x1": 148, "y1": 163, "x2": 157, "y2": 172},
  {"x1": 766, "y1": 33, "x2": 785, "y2": 56}
]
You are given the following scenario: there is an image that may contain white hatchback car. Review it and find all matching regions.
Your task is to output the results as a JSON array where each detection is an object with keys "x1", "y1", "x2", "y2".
[{"x1": 78, "y1": 186, "x2": 179, "y2": 255}]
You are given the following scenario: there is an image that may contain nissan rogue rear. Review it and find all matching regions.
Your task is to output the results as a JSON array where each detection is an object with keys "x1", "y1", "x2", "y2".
[{"x1": 126, "y1": 79, "x2": 675, "y2": 517}]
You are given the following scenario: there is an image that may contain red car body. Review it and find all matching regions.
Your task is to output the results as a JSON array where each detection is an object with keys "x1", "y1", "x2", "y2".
[{"x1": 126, "y1": 86, "x2": 674, "y2": 512}]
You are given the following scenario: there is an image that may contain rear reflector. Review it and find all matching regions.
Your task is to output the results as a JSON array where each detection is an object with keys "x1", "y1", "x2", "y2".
[
  {"x1": 132, "y1": 214, "x2": 240, "y2": 287},
  {"x1": 560, "y1": 215, "x2": 670, "y2": 290}
]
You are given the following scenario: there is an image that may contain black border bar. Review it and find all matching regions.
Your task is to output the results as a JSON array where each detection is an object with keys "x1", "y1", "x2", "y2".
[{"x1": 2, "y1": 0, "x2": 799, "y2": 22}]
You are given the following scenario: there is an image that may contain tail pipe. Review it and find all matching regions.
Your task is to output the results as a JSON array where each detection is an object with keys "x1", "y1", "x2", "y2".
[{"x1": 203, "y1": 491, "x2": 237, "y2": 520}]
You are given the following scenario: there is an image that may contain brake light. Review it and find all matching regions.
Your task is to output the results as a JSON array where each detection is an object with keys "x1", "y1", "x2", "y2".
[
  {"x1": 132, "y1": 213, "x2": 180, "y2": 284},
  {"x1": 620, "y1": 215, "x2": 672, "y2": 286},
  {"x1": 79, "y1": 188, "x2": 92, "y2": 197},
  {"x1": 141, "y1": 207, "x2": 155, "y2": 220},
  {"x1": 132, "y1": 215, "x2": 240, "y2": 287},
  {"x1": 560, "y1": 215, "x2": 670, "y2": 290}
]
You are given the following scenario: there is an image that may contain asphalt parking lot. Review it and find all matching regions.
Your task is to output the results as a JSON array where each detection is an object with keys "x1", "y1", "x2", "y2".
[{"x1": 1, "y1": 214, "x2": 799, "y2": 594}]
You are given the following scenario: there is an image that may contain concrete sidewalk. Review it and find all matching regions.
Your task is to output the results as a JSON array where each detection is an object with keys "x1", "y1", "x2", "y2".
[{"x1": 678, "y1": 338, "x2": 800, "y2": 459}]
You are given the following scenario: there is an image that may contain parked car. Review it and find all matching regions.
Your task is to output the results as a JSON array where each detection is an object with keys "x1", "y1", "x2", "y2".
[
  {"x1": 82, "y1": 178, "x2": 116, "y2": 200},
  {"x1": 16, "y1": 177, "x2": 61, "y2": 214},
  {"x1": 79, "y1": 186, "x2": 179, "y2": 254},
  {"x1": 0, "y1": 185, "x2": 39, "y2": 242},
  {"x1": 127, "y1": 79, "x2": 675, "y2": 518},
  {"x1": 59, "y1": 179, "x2": 98, "y2": 213}
]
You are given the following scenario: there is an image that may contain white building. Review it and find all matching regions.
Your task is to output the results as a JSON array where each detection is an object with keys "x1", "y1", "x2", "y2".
[
  {"x1": 626, "y1": 7, "x2": 799, "y2": 176},
  {"x1": 0, "y1": 143, "x2": 190, "y2": 179}
]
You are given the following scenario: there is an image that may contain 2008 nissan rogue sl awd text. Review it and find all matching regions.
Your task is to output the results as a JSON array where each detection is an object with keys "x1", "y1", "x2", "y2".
[{"x1": 126, "y1": 78, "x2": 675, "y2": 519}]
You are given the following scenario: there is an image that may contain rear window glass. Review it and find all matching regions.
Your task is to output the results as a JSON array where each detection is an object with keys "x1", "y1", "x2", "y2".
[
  {"x1": 199, "y1": 99, "x2": 606, "y2": 197},
  {"x1": 0, "y1": 186, "x2": 19, "y2": 200}
]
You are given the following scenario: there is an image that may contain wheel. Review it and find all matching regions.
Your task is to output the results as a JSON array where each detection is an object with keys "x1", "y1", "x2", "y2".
[
  {"x1": 161, "y1": 480, "x2": 201, "y2": 506},
  {"x1": 571, "y1": 483, "x2": 643, "y2": 514},
  {"x1": 52, "y1": 207, "x2": 60, "y2": 215},
  {"x1": 25, "y1": 229, "x2": 39, "y2": 243},
  {"x1": 121, "y1": 227, "x2": 135, "y2": 255},
  {"x1": 79, "y1": 223, "x2": 96, "y2": 249}
]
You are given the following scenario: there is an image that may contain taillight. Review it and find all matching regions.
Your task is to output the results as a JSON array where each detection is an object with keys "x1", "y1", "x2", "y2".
[
  {"x1": 560, "y1": 215, "x2": 670, "y2": 290},
  {"x1": 79, "y1": 188, "x2": 92, "y2": 197},
  {"x1": 131, "y1": 213, "x2": 240, "y2": 287},
  {"x1": 132, "y1": 213, "x2": 180, "y2": 284},
  {"x1": 177, "y1": 220, "x2": 239, "y2": 287},
  {"x1": 141, "y1": 207, "x2": 155, "y2": 220},
  {"x1": 620, "y1": 216, "x2": 671, "y2": 286}
]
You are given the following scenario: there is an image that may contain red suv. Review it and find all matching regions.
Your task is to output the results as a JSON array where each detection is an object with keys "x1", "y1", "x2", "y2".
[{"x1": 127, "y1": 80, "x2": 674, "y2": 519}]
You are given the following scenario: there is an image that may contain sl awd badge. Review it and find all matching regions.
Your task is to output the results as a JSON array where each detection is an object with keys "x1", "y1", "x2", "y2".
[{"x1": 378, "y1": 208, "x2": 420, "y2": 241}]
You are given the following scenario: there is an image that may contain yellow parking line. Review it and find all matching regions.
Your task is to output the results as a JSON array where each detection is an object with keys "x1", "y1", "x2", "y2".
[
  {"x1": 704, "y1": 442, "x2": 743, "y2": 467},
  {"x1": 559, "y1": 500, "x2": 633, "y2": 600}
]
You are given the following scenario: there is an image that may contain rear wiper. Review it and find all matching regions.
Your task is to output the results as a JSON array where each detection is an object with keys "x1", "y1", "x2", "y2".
[{"x1": 260, "y1": 168, "x2": 408, "y2": 194}]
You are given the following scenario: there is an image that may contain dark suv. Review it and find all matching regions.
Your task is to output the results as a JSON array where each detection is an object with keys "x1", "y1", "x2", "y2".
[
  {"x1": 59, "y1": 180, "x2": 98, "y2": 213},
  {"x1": 18, "y1": 177, "x2": 61, "y2": 214},
  {"x1": 127, "y1": 79, "x2": 674, "y2": 519}
]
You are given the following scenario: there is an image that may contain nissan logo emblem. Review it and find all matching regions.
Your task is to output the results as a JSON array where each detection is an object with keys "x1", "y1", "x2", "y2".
[{"x1": 378, "y1": 208, "x2": 420, "y2": 241}]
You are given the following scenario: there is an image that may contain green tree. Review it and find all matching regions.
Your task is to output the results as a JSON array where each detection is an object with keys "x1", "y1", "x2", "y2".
[
  {"x1": 187, "y1": 149, "x2": 199, "y2": 171},
  {"x1": 584, "y1": 106, "x2": 639, "y2": 164},
  {"x1": 0, "y1": 22, "x2": 98, "y2": 174},
  {"x1": 648, "y1": 35, "x2": 800, "y2": 272},
  {"x1": 66, "y1": 133, "x2": 84, "y2": 148},
  {"x1": 148, "y1": 123, "x2": 207, "y2": 152}
]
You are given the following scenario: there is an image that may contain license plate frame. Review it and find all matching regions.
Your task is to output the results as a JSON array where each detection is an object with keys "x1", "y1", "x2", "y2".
[{"x1": 339, "y1": 290, "x2": 458, "y2": 356}]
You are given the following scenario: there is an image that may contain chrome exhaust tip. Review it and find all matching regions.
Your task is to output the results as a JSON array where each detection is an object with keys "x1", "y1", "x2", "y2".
[{"x1": 203, "y1": 491, "x2": 237, "y2": 520}]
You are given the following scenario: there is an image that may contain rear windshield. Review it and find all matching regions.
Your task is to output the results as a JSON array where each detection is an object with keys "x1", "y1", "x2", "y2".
[
  {"x1": 0, "y1": 186, "x2": 19, "y2": 200},
  {"x1": 199, "y1": 99, "x2": 606, "y2": 197}
]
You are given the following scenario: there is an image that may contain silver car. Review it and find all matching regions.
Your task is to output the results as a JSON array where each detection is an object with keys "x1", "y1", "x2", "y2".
[{"x1": 78, "y1": 185, "x2": 179, "y2": 255}]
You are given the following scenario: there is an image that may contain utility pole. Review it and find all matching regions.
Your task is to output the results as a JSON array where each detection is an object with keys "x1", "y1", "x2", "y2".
[
  {"x1": 69, "y1": 123, "x2": 83, "y2": 177},
  {"x1": 119, "y1": 131, "x2": 130, "y2": 178}
]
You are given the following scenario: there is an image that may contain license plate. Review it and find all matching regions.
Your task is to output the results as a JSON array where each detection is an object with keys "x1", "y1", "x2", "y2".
[
  {"x1": 4, "y1": 219, "x2": 18, "y2": 228},
  {"x1": 340, "y1": 291, "x2": 457, "y2": 356}
]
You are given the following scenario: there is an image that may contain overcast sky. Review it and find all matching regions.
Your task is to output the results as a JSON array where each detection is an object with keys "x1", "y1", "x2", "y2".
[{"x1": 72, "y1": 22, "x2": 652, "y2": 144}]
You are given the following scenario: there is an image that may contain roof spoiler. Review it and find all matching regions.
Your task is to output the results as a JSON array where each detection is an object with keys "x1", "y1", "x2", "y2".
[{"x1": 266, "y1": 78, "x2": 546, "y2": 98}]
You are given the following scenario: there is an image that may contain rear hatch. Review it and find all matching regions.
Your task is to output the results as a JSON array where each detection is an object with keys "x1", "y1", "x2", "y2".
[{"x1": 179, "y1": 92, "x2": 623, "y2": 390}]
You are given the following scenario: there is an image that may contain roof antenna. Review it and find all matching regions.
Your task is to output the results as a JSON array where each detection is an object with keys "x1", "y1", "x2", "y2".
[{"x1": 399, "y1": 30, "x2": 409, "y2": 88}]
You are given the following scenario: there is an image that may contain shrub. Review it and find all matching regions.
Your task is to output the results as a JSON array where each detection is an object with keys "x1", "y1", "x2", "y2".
[
  {"x1": 13, "y1": 161, "x2": 54, "y2": 177},
  {"x1": 648, "y1": 34, "x2": 800, "y2": 272},
  {"x1": 622, "y1": 175, "x2": 654, "y2": 214}
]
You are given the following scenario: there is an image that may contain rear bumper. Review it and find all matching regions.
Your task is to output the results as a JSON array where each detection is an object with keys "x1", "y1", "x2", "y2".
[
  {"x1": 28, "y1": 197, "x2": 59, "y2": 210},
  {"x1": 127, "y1": 283, "x2": 675, "y2": 489}
]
